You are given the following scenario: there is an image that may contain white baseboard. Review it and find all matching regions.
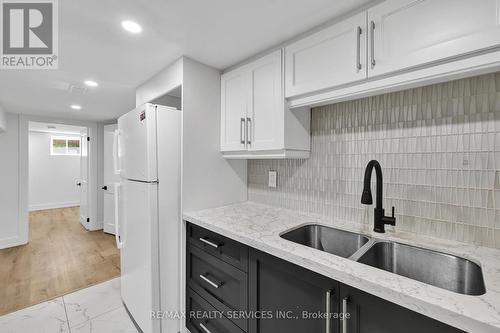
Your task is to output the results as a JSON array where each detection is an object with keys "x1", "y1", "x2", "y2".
[
  {"x1": 87, "y1": 223, "x2": 104, "y2": 232},
  {"x1": 103, "y1": 222, "x2": 115, "y2": 235},
  {"x1": 29, "y1": 201, "x2": 80, "y2": 211},
  {"x1": 0, "y1": 236, "x2": 27, "y2": 250}
]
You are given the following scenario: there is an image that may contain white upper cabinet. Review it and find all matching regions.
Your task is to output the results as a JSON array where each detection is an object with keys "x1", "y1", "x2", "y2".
[
  {"x1": 220, "y1": 68, "x2": 248, "y2": 152},
  {"x1": 285, "y1": 12, "x2": 367, "y2": 98},
  {"x1": 368, "y1": 0, "x2": 500, "y2": 77},
  {"x1": 220, "y1": 50, "x2": 310, "y2": 159},
  {"x1": 247, "y1": 51, "x2": 284, "y2": 151}
]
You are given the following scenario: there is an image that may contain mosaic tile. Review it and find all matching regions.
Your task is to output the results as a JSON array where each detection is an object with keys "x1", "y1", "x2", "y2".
[{"x1": 248, "y1": 73, "x2": 500, "y2": 248}]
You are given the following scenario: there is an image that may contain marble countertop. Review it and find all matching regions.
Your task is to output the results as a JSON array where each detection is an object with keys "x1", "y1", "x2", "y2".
[{"x1": 183, "y1": 201, "x2": 500, "y2": 333}]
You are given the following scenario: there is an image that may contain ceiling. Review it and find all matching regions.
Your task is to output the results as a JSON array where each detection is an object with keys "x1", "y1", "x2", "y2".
[
  {"x1": 0, "y1": 0, "x2": 375, "y2": 122},
  {"x1": 29, "y1": 121, "x2": 85, "y2": 135}
]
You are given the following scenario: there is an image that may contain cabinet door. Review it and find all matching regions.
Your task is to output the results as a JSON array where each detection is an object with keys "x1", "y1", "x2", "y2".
[
  {"x1": 220, "y1": 68, "x2": 248, "y2": 152},
  {"x1": 248, "y1": 50, "x2": 284, "y2": 151},
  {"x1": 339, "y1": 284, "x2": 463, "y2": 333},
  {"x1": 368, "y1": 0, "x2": 500, "y2": 77},
  {"x1": 249, "y1": 249, "x2": 339, "y2": 333},
  {"x1": 285, "y1": 12, "x2": 367, "y2": 98}
]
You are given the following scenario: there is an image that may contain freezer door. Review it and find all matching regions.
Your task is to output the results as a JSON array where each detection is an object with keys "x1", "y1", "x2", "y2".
[
  {"x1": 120, "y1": 180, "x2": 160, "y2": 333},
  {"x1": 117, "y1": 104, "x2": 158, "y2": 182}
]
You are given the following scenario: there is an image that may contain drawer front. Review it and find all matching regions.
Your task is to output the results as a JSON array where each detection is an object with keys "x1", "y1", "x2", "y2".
[
  {"x1": 187, "y1": 245, "x2": 248, "y2": 331},
  {"x1": 187, "y1": 288, "x2": 245, "y2": 333},
  {"x1": 187, "y1": 223, "x2": 248, "y2": 271}
]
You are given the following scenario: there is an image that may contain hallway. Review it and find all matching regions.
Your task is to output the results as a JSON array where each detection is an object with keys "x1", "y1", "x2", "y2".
[
  {"x1": 0, "y1": 207, "x2": 120, "y2": 315},
  {"x1": 0, "y1": 278, "x2": 136, "y2": 332}
]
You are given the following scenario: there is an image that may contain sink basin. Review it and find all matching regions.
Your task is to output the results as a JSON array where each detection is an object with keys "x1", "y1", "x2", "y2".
[
  {"x1": 357, "y1": 241, "x2": 486, "y2": 295},
  {"x1": 281, "y1": 224, "x2": 370, "y2": 259}
]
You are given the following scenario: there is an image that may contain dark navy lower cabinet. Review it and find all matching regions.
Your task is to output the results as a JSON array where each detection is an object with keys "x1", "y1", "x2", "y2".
[
  {"x1": 185, "y1": 223, "x2": 464, "y2": 333},
  {"x1": 248, "y1": 249, "x2": 339, "y2": 333},
  {"x1": 339, "y1": 284, "x2": 463, "y2": 333}
]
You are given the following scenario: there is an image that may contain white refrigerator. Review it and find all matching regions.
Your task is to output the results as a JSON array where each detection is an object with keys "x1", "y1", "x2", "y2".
[{"x1": 114, "y1": 103, "x2": 182, "y2": 333}]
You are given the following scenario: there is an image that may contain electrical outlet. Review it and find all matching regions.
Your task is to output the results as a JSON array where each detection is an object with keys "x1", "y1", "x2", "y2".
[{"x1": 268, "y1": 170, "x2": 277, "y2": 188}]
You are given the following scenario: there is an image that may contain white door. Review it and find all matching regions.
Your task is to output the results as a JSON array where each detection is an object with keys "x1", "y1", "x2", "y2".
[
  {"x1": 220, "y1": 68, "x2": 248, "y2": 152},
  {"x1": 103, "y1": 124, "x2": 119, "y2": 234},
  {"x1": 156, "y1": 108, "x2": 182, "y2": 333},
  {"x1": 79, "y1": 129, "x2": 89, "y2": 228},
  {"x1": 284, "y1": 12, "x2": 367, "y2": 98},
  {"x1": 120, "y1": 180, "x2": 160, "y2": 333},
  {"x1": 367, "y1": 0, "x2": 500, "y2": 77},
  {"x1": 118, "y1": 104, "x2": 158, "y2": 182},
  {"x1": 247, "y1": 50, "x2": 284, "y2": 151}
]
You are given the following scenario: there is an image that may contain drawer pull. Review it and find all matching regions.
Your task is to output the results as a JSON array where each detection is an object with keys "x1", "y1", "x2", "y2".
[
  {"x1": 356, "y1": 26, "x2": 362, "y2": 71},
  {"x1": 246, "y1": 117, "x2": 252, "y2": 145},
  {"x1": 199, "y1": 237, "x2": 220, "y2": 248},
  {"x1": 240, "y1": 117, "x2": 245, "y2": 145},
  {"x1": 200, "y1": 274, "x2": 222, "y2": 289},
  {"x1": 370, "y1": 21, "x2": 376, "y2": 68},
  {"x1": 325, "y1": 290, "x2": 332, "y2": 333},
  {"x1": 199, "y1": 322, "x2": 212, "y2": 333},
  {"x1": 342, "y1": 297, "x2": 349, "y2": 333}
]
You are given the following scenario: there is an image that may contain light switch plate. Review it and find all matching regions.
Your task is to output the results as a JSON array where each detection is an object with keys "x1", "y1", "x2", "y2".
[{"x1": 268, "y1": 170, "x2": 277, "y2": 188}]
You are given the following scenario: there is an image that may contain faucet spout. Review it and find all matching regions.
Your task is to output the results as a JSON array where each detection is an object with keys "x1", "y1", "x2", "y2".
[
  {"x1": 361, "y1": 160, "x2": 396, "y2": 233},
  {"x1": 361, "y1": 160, "x2": 383, "y2": 208}
]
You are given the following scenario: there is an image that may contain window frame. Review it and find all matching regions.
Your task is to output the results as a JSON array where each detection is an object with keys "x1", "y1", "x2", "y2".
[{"x1": 50, "y1": 135, "x2": 81, "y2": 156}]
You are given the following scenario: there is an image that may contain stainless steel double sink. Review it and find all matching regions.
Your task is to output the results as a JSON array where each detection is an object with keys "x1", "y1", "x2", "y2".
[{"x1": 281, "y1": 224, "x2": 486, "y2": 296}]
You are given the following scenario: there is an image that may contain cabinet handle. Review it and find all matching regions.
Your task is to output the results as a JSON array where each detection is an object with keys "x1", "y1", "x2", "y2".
[
  {"x1": 199, "y1": 322, "x2": 212, "y2": 333},
  {"x1": 114, "y1": 183, "x2": 124, "y2": 249},
  {"x1": 342, "y1": 297, "x2": 349, "y2": 333},
  {"x1": 325, "y1": 290, "x2": 332, "y2": 333},
  {"x1": 356, "y1": 26, "x2": 362, "y2": 71},
  {"x1": 370, "y1": 21, "x2": 376, "y2": 68},
  {"x1": 199, "y1": 273, "x2": 223, "y2": 289},
  {"x1": 240, "y1": 117, "x2": 246, "y2": 144},
  {"x1": 199, "y1": 237, "x2": 220, "y2": 248},
  {"x1": 113, "y1": 129, "x2": 122, "y2": 175},
  {"x1": 246, "y1": 117, "x2": 252, "y2": 145}
]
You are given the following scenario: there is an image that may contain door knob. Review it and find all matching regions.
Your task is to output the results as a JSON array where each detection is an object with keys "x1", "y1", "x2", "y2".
[
  {"x1": 102, "y1": 186, "x2": 108, "y2": 190},
  {"x1": 76, "y1": 182, "x2": 82, "y2": 186}
]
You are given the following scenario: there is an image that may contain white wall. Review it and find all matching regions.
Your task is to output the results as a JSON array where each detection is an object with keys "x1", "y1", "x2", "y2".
[
  {"x1": 181, "y1": 57, "x2": 247, "y2": 212},
  {"x1": 0, "y1": 113, "x2": 24, "y2": 249},
  {"x1": 28, "y1": 131, "x2": 81, "y2": 211},
  {"x1": 136, "y1": 58, "x2": 183, "y2": 107}
]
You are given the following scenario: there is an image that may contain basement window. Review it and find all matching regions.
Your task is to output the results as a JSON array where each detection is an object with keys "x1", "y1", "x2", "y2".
[{"x1": 50, "y1": 136, "x2": 81, "y2": 156}]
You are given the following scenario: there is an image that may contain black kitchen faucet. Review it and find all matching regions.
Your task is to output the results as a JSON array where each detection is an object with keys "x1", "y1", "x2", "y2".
[{"x1": 361, "y1": 160, "x2": 396, "y2": 233}]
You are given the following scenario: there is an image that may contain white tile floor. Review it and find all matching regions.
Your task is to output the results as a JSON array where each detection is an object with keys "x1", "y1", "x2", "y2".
[{"x1": 0, "y1": 278, "x2": 139, "y2": 333}]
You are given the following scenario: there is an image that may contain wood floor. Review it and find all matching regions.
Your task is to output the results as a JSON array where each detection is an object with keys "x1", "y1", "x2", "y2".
[{"x1": 0, "y1": 207, "x2": 120, "y2": 315}]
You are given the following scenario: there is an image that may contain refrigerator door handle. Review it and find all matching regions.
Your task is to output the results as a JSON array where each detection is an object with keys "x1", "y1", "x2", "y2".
[
  {"x1": 113, "y1": 129, "x2": 122, "y2": 175},
  {"x1": 114, "y1": 183, "x2": 124, "y2": 249}
]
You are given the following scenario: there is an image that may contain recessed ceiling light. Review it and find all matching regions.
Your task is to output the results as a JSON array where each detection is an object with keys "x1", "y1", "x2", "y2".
[
  {"x1": 121, "y1": 20, "x2": 142, "y2": 34},
  {"x1": 84, "y1": 80, "x2": 98, "y2": 87},
  {"x1": 70, "y1": 104, "x2": 82, "y2": 110}
]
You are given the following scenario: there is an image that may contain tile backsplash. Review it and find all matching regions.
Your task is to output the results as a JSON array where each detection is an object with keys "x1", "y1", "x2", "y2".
[{"x1": 248, "y1": 72, "x2": 500, "y2": 249}]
